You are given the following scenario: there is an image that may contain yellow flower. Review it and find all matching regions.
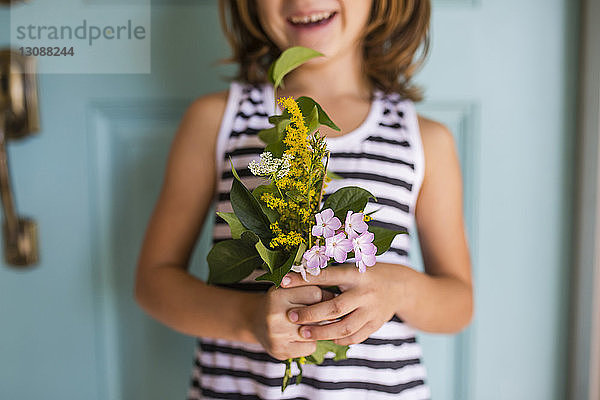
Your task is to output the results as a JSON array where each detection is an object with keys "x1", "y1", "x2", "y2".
[
  {"x1": 270, "y1": 230, "x2": 305, "y2": 250},
  {"x1": 259, "y1": 97, "x2": 329, "y2": 250},
  {"x1": 270, "y1": 221, "x2": 283, "y2": 235},
  {"x1": 261, "y1": 193, "x2": 286, "y2": 210}
]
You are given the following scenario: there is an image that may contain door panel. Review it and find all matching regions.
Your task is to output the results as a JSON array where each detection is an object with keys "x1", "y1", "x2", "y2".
[
  {"x1": 0, "y1": 1, "x2": 577, "y2": 399},
  {"x1": 412, "y1": 101, "x2": 478, "y2": 399},
  {"x1": 415, "y1": 1, "x2": 577, "y2": 399}
]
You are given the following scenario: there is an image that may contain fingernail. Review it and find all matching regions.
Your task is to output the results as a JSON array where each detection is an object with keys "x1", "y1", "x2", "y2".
[
  {"x1": 281, "y1": 276, "x2": 291, "y2": 286},
  {"x1": 301, "y1": 329, "x2": 312, "y2": 338},
  {"x1": 288, "y1": 311, "x2": 298, "y2": 322}
]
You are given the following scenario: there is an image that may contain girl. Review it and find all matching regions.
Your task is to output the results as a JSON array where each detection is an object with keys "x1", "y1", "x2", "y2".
[{"x1": 134, "y1": 1, "x2": 473, "y2": 399}]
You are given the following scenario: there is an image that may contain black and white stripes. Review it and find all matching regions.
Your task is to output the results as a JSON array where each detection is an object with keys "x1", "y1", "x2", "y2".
[{"x1": 188, "y1": 82, "x2": 430, "y2": 400}]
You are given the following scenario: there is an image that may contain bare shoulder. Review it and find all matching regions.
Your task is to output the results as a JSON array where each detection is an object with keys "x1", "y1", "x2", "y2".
[
  {"x1": 417, "y1": 115, "x2": 456, "y2": 156},
  {"x1": 187, "y1": 90, "x2": 228, "y2": 120},
  {"x1": 179, "y1": 89, "x2": 229, "y2": 146},
  {"x1": 416, "y1": 115, "x2": 459, "y2": 180},
  {"x1": 161, "y1": 88, "x2": 229, "y2": 200}
]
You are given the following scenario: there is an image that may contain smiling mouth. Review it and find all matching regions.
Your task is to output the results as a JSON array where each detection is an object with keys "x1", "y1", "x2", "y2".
[{"x1": 288, "y1": 11, "x2": 337, "y2": 27}]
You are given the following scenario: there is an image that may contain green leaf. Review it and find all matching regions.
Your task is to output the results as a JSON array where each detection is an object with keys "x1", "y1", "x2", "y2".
[
  {"x1": 265, "y1": 140, "x2": 285, "y2": 157},
  {"x1": 365, "y1": 207, "x2": 382, "y2": 216},
  {"x1": 258, "y1": 118, "x2": 290, "y2": 145},
  {"x1": 268, "y1": 114, "x2": 290, "y2": 125},
  {"x1": 230, "y1": 161, "x2": 273, "y2": 243},
  {"x1": 306, "y1": 104, "x2": 319, "y2": 134},
  {"x1": 296, "y1": 96, "x2": 341, "y2": 131},
  {"x1": 305, "y1": 340, "x2": 349, "y2": 364},
  {"x1": 272, "y1": 46, "x2": 323, "y2": 91},
  {"x1": 255, "y1": 248, "x2": 297, "y2": 287},
  {"x1": 294, "y1": 242, "x2": 307, "y2": 264},
  {"x1": 252, "y1": 183, "x2": 280, "y2": 223},
  {"x1": 315, "y1": 102, "x2": 341, "y2": 131},
  {"x1": 368, "y1": 225, "x2": 408, "y2": 255},
  {"x1": 322, "y1": 186, "x2": 376, "y2": 220},
  {"x1": 267, "y1": 61, "x2": 276, "y2": 85},
  {"x1": 285, "y1": 190, "x2": 305, "y2": 202},
  {"x1": 216, "y1": 212, "x2": 247, "y2": 239},
  {"x1": 255, "y1": 240, "x2": 288, "y2": 273},
  {"x1": 257, "y1": 127, "x2": 278, "y2": 144},
  {"x1": 295, "y1": 360, "x2": 303, "y2": 385},
  {"x1": 207, "y1": 239, "x2": 263, "y2": 284},
  {"x1": 240, "y1": 230, "x2": 260, "y2": 246},
  {"x1": 281, "y1": 359, "x2": 292, "y2": 392},
  {"x1": 276, "y1": 118, "x2": 291, "y2": 134}
]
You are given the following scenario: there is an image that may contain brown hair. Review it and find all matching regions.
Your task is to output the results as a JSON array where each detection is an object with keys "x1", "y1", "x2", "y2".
[{"x1": 219, "y1": 0, "x2": 431, "y2": 101}]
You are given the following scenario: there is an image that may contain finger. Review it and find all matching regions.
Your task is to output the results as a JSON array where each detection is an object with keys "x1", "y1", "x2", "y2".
[
  {"x1": 281, "y1": 265, "x2": 359, "y2": 289},
  {"x1": 280, "y1": 285, "x2": 324, "y2": 305},
  {"x1": 272, "y1": 341, "x2": 317, "y2": 360},
  {"x1": 297, "y1": 310, "x2": 367, "y2": 340},
  {"x1": 290, "y1": 341, "x2": 318, "y2": 358},
  {"x1": 288, "y1": 293, "x2": 358, "y2": 324},
  {"x1": 333, "y1": 324, "x2": 376, "y2": 346}
]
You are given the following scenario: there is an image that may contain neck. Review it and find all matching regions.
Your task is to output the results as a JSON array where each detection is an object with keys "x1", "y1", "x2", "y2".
[{"x1": 278, "y1": 48, "x2": 371, "y2": 101}]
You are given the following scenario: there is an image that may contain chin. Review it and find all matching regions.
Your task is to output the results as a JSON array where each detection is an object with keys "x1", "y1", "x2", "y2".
[{"x1": 296, "y1": 41, "x2": 333, "y2": 56}]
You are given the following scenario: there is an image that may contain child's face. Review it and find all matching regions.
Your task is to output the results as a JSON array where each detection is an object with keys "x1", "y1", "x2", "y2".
[{"x1": 256, "y1": 0, "x2": 373, "y2": 61}]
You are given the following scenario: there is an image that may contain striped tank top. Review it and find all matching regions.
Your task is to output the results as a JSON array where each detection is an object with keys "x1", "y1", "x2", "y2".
[{"x1": 187, "y1": 81, "x2": 431, "y2": 400}]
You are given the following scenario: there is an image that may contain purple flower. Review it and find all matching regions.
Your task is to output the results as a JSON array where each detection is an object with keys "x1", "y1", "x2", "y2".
[
  {"x1": 356, "y1": 252, "x2": 377, "y2": 273},
  {"x1": 345, "y1": 211, "x2": 368, "y2": 239},
  {"x1": 303, "y1": 245, "x2": 328, "y2": 270},
  {"x1": 352, "y1": 231, "x2": 377, "y2": 272},
  {"x1": 325, "y1": 232, "x2": 354, "y2": 263},
  {"x1": 352, "y1": 231, "x2": 377, "y2": 256},
  {"x1": 312, "y1": 209, "x2": 342, "y2": 238},
  {"x1": 291, "y1": 258, "x2": 321, "y2": 281}
]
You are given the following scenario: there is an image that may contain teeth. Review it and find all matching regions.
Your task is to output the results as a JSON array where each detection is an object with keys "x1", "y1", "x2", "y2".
[{"x1": 290, "y1": 11, "x2": 333, "y2": 24}]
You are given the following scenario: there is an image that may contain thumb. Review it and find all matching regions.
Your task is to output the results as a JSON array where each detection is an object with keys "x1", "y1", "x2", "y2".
[{"x1": 281, "y1": 264, "x2": 357, "y2": 289}]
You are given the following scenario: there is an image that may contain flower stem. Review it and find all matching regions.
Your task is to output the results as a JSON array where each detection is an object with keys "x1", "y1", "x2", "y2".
[
  {"x1": 272, "y1": 175, "x2": 285, "y2": 199},
  {"x1": 317, "y1": 151, "x2": 331, "y2": 208}
]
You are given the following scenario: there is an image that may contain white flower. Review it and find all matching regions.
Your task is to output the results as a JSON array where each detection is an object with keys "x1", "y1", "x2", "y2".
[
  {"x1": 248, "y1": 151, "x2": 294, "y2": 179},
  {"x1": 276, "y1": 153, "x2": 294, "y2": 179},
  {"x1": 248, "y1": 152, "x2": 277, "y2": 176}
]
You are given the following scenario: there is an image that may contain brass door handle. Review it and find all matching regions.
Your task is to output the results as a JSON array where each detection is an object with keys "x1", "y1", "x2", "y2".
[{"x1": 0, "y1": 49, "x2": 40, "y2": 267}]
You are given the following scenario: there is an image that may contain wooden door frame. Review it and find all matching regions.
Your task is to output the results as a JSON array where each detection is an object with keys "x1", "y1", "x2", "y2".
[{"x1": 570, "y1": 0, "x2": 600, "y2": 398}]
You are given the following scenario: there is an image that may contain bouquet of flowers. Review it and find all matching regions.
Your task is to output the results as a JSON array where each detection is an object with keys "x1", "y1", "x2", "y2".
[{"x1": 207, "y1": 46, "x2": 406, "y2": 391}]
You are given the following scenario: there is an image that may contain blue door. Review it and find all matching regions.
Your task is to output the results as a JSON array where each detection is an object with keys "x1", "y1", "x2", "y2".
[{"x1": 0, "y1": 1, "x2": 577, "y2": 399}]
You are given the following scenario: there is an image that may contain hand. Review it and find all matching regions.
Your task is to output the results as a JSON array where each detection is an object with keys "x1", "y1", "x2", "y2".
[
  {"x1": 280, "y1": 263, "x2": 406, "y2": 346},
  {"x1": 248, "y1": 285, "x2": 334, "y2": 360}
]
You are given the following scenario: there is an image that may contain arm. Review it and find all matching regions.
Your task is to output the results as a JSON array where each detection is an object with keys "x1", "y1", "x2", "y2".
[
  {"x1": 133, "y1": 92, "x2": 257, "y2": 342},
  {"x1": 392, "y1": 116, "x2": 473, "y2": 332},
  {"x1": 134, "y1": 92, "x2": 322, "y2": 359},
  {"x1": 280, "y1": 117, "x2": 473, "y2": 342}
]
